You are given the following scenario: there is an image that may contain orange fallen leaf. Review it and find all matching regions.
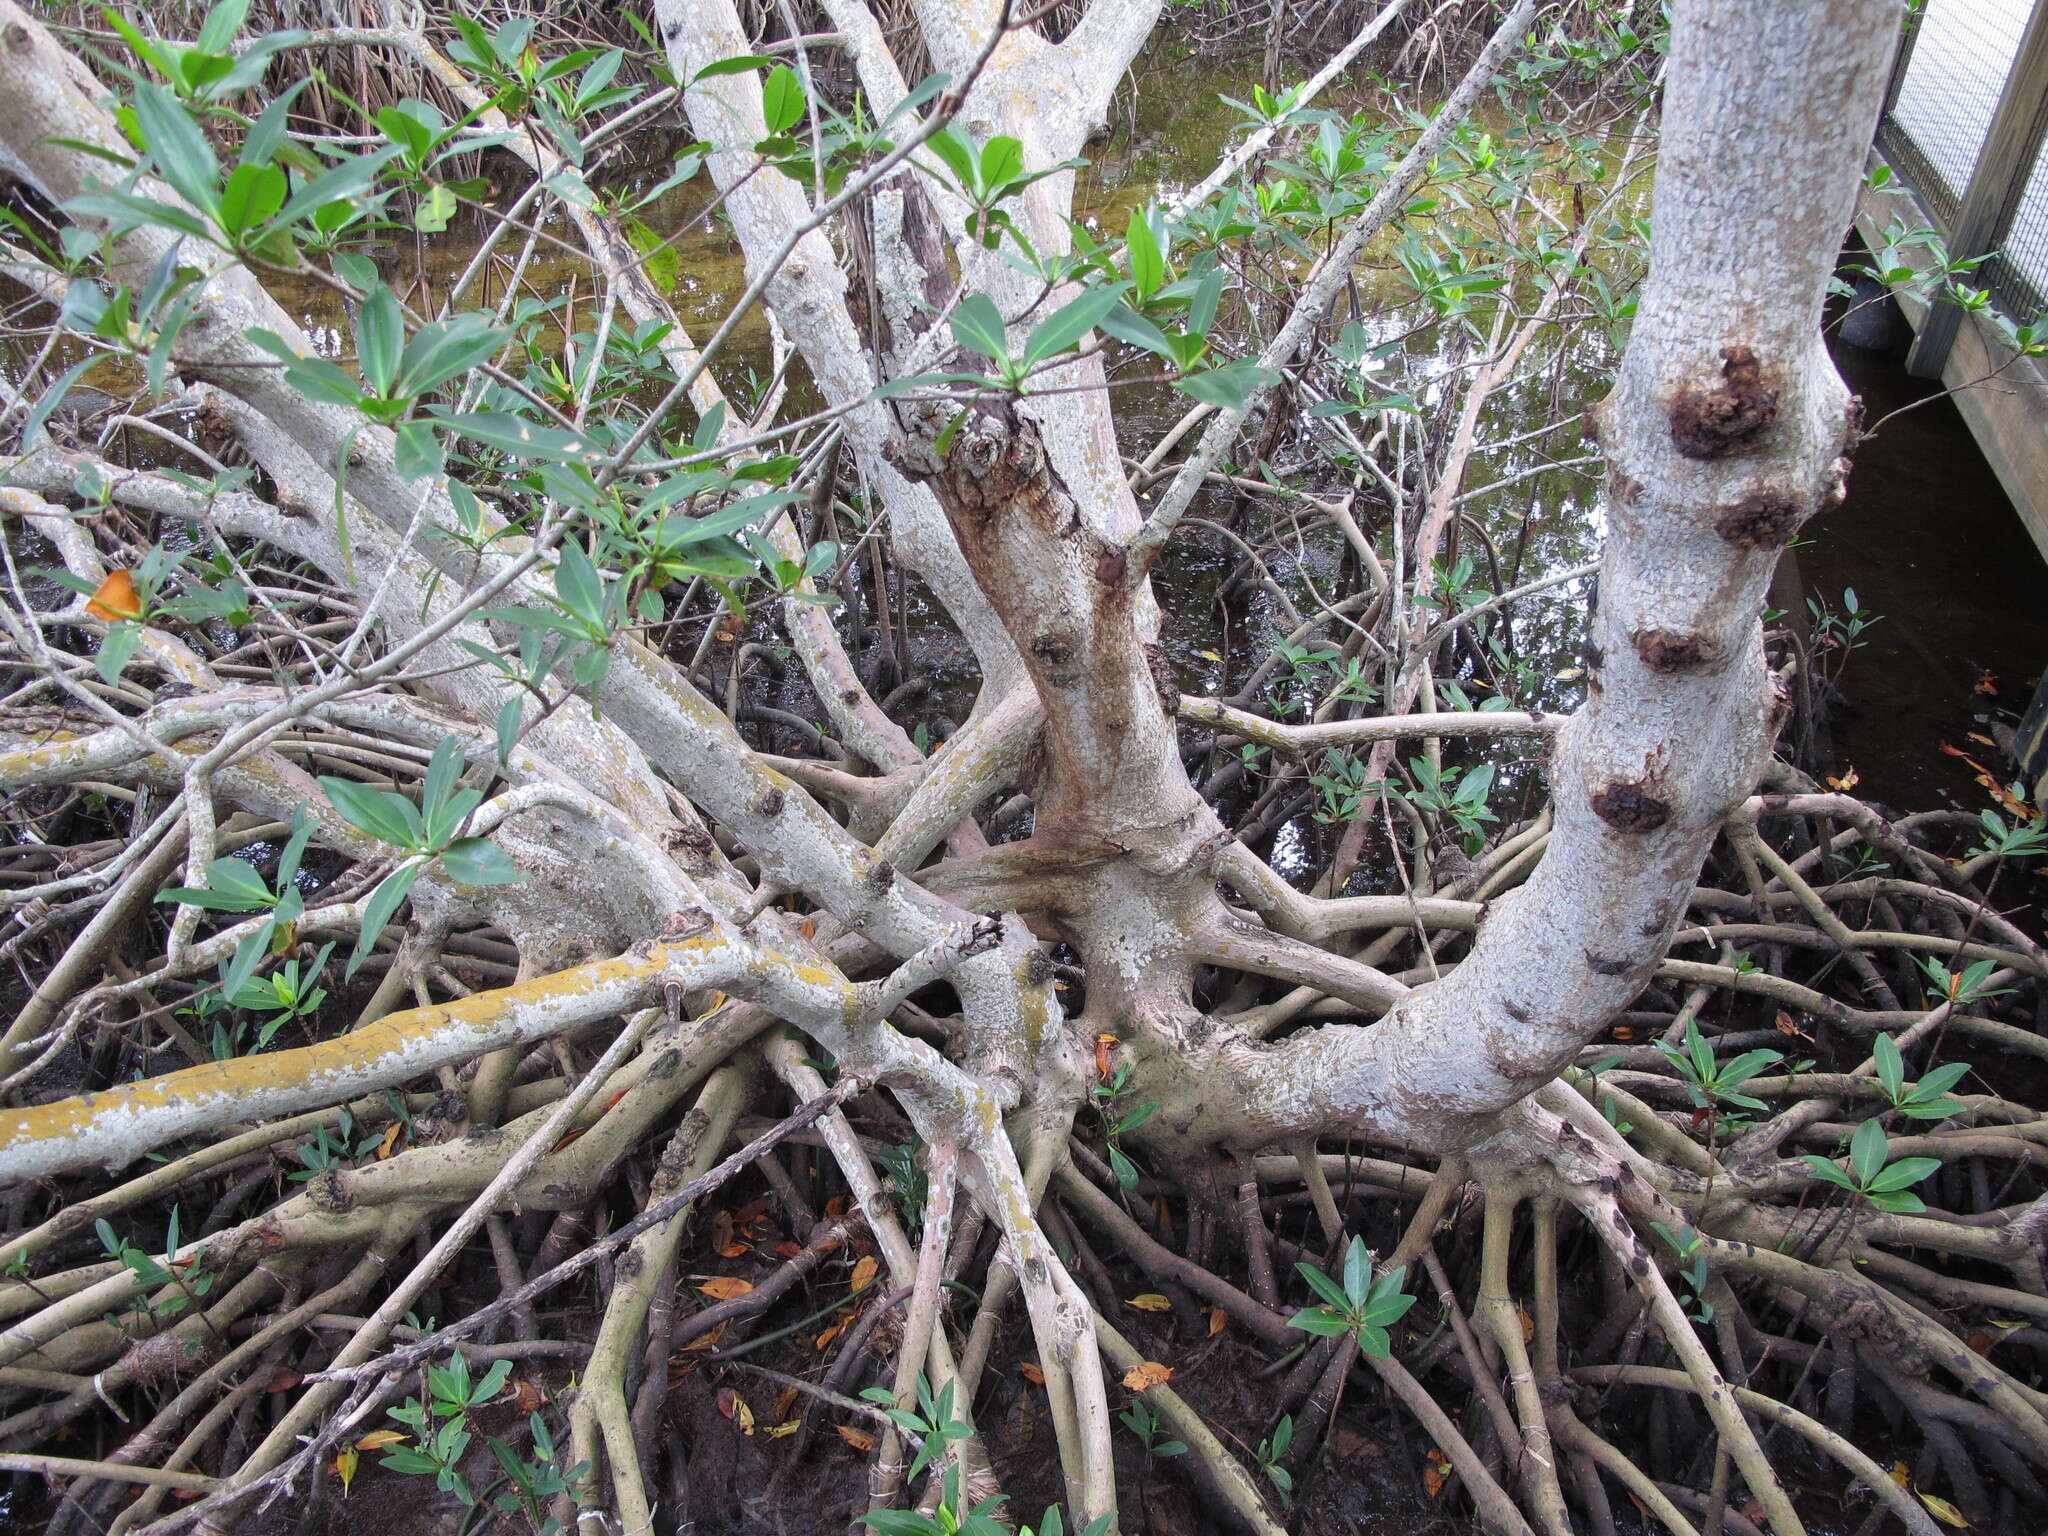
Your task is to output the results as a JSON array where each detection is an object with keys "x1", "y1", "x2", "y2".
[
  {"x1": 776, "y1": 1241, "x2": 803, "y2": 1258},
  {"x1": 1121, "y1": 1361, "x2": 1173, "y2": 1391},
  {"x1": 815, "y1": 1321, "x2": 847, "y2": 1351},
  {"x1": 825, "y1": 1195, "x2": 850, "y2": 1218},
  {"x1": 1019, "y1": 1362, "x2": 1046, "y2": 1384},
  {"x1": 1126, "y1": 1293, "x2": 1172, "y2": 1312},
  {"x1": 1824, "y1": 766, "x2": 1860, "y2": 793},
  {"x1": 837, "y1": 1425, "x2": 875, "y2": 1452},
  {"x1": 354, "y1": 1429, "x2": 406, "y2": 1451},
  {"x1": 1515, "y1": 1302, "x2": 1535, "y2": 1343},
  {"x1": 266, "y1": 1369, "x2": 303, "y2": 1393},
  {"x1": 548, "y1": 1128, "x2": 588, "y2": 1154},
  {"x1": 719, "y1": 1242, "x2": 751, "y2": 1258},
  {"x1": 1968, "y1": 1331, "x2": 1991, "y2": 1356},
  {"x1": 1422, "y1": 1447, "x2": 1453, "y2": 1498},
  {"x1": 1774, "y1": 1011, "x2": 1813, "y2": 1040},
  {"x1": 86, "y1": 569, "x2": 142, "y2": 622},
  {"x1": 697, "y1": 1276, "x2": 754, "y2": 1301},
  {"x1": 1095, "y1": 1034, "x2": 1118, "y2": 1080},
  {"x1": 850, "y1": 1255, "x2": 878, "y2": 1293},
  {"x1": 683, "y1": 1323, "x2": 726, "y2": 1352},
  {"x1": 513, "y1": 1379, "x2": 546, "y2": 1414},
  {"x1": 1890, "y1": 1461, "x2": 1912, "y2": 1490},
  {"x1": 377, "y1": 1121, "x2": 404, "y2": 1160},
  {"x1": 1207, "y1": 1306, "x2": 1227, "y2": 1337},
  {"x1": 773, "y1": 1386, "x2": 800, "y2": 1420},
  {"x1": 1974, "y1": 673, "x2": 1999, "y2": 695}
]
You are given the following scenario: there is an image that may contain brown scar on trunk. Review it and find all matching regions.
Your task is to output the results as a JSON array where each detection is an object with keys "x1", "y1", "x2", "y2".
[{"x1": 1670, "y1": 346, "x2": 1776, "y2": 458}]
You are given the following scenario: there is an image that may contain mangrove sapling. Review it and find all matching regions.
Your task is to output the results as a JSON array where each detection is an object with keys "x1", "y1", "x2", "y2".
[{"x1": 0, "y1": 0, "x2": 2042, "y2": 1532}]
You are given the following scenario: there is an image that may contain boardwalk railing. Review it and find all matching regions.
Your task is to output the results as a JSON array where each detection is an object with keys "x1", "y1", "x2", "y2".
[{"x1": 1875, "y1": 0, "x2": 2048, "y2": 377}]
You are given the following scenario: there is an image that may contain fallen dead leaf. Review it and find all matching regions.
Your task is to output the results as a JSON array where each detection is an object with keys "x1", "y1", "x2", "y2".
[
  {"x1": 266, "y1": 1369, "x2": 302, "y2": 1393},
  {"x1": 850, "y1": 1255, "x2": 879, "y2": 1293},
  {"x1": 1919, "y1": 1491, "x2": 1969, "y2": 1527},
  {"x1": 837, "y1": 1425, "x2": 875, "y2": 1453},
  {"x1": 1121, "y1": 1361, "x2": 1173, "y2": 1391},
  {"x1": 86, "y1": 569, "x2": 143, "y2": 623},
  {"x1": 354, "y1": 1430, "x2": 406, "y2": 1451},
  {"x1": 1329, "y1": 1427, "x2": 1381, "y2": 1459},
  {"x1": 1422, "y1": 1447, "x2": 1452, "y2": 1498},
  {"x1": 763, "y1": 1420, "x2": 800, "y2": 1438},
  {"x1": 1969, "y1": 1331, "x2": 1991, "y2": 1356},
  {"x1": 377, "y1": 1121, "x2": 404, "y2": 1160},
  {"x1": 1890, "y1": 1461, "x2": 1912, "y2": 1490},
  {"x1": 331, "y1": 1445, "x2": 358, "y2": 1494},
  {"x1": 1207, "y1": 1306, "x2": 1227, "y2": 1337},
  {"x1": 513, "y1": 1378, "x2": 546, "y2": 1414},
  {"x1": 716, "y1": 1388, "x2": 755, "y2": 1434},
  {"x1": 1019, "y1": 1362, "x2": 1046, "y2": 1385},
  {"x1": 1126, "y1": 1294, "x2": 1172, "y2": 1312},
  {"x1": 774, "y1": 1386, "x2": 800, "y2": 1420},
  {"x1": 683, "y1": 1323, "x2": 725, "y2": 1352},
  {"x1": 697, "y1": 1276, "x2": 754, "y2": 1301}
]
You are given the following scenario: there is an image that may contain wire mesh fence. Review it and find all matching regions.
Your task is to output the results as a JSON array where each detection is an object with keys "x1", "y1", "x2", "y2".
[{"x1": 1876, "y1": 0, "x2": 2048, "y2": 335}]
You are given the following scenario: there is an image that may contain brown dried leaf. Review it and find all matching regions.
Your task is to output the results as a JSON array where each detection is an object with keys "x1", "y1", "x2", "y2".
[
  {"x1": 1207, "y1": 1306, "x2": 1227, "y2": 1337},
  {"x1": 1019, "y1": 1362, "x2": 1046, "y2": 1385},
  {"x1": 697, "y1": 1276, "x2": 754, "y2": 1301},
  {"x1": 1126, "y1": 1293, "x2": 1172, "y2": 1312},
  {"x1": 837, "y1": 1426, "x2": 875, "y2": 1453},
  {"x1": 850, "y1": 1254, "x2": 879, "y2": 1293},
  {"x1": 354, "y1": 1430, "x2": 406, "y2": 1451},
  {"x1": 377, "y1": 1121, "x2": 404, "y2": 1160}
]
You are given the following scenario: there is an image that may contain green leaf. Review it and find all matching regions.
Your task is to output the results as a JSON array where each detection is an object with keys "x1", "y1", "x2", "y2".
[
  {"x1": 1286, "y1": 1308, "x2": 1353, "y2": 1336},
  {"x1": 94, "y1": 622, "x2": 143, "y2": 685},
  {"x1": 1020, "y1": 287, "x2": 1123, "y2": 371},
  {"x1": 1865, "y1": 1156, "x2": 1941, "y2": 1193},
  {"x1": 1801, "y1": 1154, "x2": 1856, "y2": 1189},
  {"x1": 218, "y1": 163, "x2": 286, "y2": 236},
  {"x1": 350, "y1": 861, "x2": 422, "y2": 976},
  {"x1": 1294, "y1": 1260, "x2": 1352, "y2": 1312},
  {"x1": 1341, "y1": 1235, "x2": 1368, "y2": 1305},
  {"x1": 439, "y1": 411, "x2": 611, "y2": 464},
  {"x1": 1848, "y1": 1118, "x2": 1888, "y2": 1187},
  {"x1": 553, "y1": 541, "x2": 606, "y2": 627},
  {"x1": 923, "y1": 126, "x2": 977, "y2": 189},
  {"x1": 949, "y1": 294, "x2": 1010, "y2": 365},
  {"x1": 356, "y1": 286, "x2": 404, "y2": 397},
  {"x1": 1186, "y1": 269, "x2": 1222, "y2": 337},
  {"x1": 320, "y1": 775, "x2": 424, "y2": 849},
  {"x1": 1126, "y1": 206, "x2": 1164, "y2": 298},
  {"x1": 1173, "y1": 361, "x2": 1277, "y2": 412},
  {"x1": 1873, "y1": 1033, "x2": 1905, "y2": 1099},
  {"x1": 1099, "y1": 303, "x2": 1174, "y2": 359},
  {"x1": 761, "y1": 66, "x2": 805, "y2": 135},
  {"x1": 440, "y1": 837, "x2": 525, "y2": 886},
  {"x1": 692, "y1": 54, "x2": 775, "y2": 82},
  {"x1": 21, "y1": 359, "x2": 98, "y2": 452},
  {"x1": 133, "y1": 84, "x2": 219, "y2": 215}
]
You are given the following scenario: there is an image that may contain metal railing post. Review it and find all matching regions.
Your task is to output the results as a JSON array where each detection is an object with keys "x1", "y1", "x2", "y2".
[{"x1": 1906, "y1": 0, "x2": 2048, "y2": 377}]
